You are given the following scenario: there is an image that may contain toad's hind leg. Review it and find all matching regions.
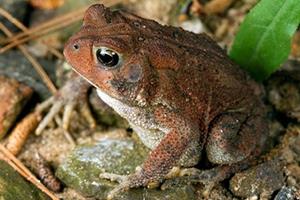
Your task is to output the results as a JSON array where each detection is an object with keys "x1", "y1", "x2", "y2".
[
  {"x1": 162, "y1": 112, "x2": 267, "y2": 196},
  {"x1": 206, "y1": 112, "x2": 266, "y2": 165}
]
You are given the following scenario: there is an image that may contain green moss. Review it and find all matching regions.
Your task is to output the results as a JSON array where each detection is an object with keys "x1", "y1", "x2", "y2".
[{"x1": 0, "y1": 160, "x2": 49, "y2": 200}]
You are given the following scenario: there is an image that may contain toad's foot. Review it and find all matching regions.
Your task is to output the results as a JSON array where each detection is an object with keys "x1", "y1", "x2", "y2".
[
  {"x1": 35, "y1": 76, "x2": 95, "y2": 135},
  {"x1": 100, "y1": 172, "x2": 136, "y2": 200},
  {"x1": 100, "y1": 168, "x2": 159, "y2": 199},
  {"x1": 161, "y1": 164, "x2": 248, "y2": 197},
  {"x1": 103, "y1": 175, "x2": 132, "y2": 200},
  {"x1": 161, "y1": 168, "x2": 219, "y2": 197},
  {"x1": 99, "y1": 172, "x2": 127, "y2": 183},
  {"x1": 102, "y1": 166, "x2": 234, "y2": 199}
]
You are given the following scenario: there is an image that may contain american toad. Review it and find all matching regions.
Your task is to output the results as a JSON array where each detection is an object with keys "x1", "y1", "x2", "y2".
[{"x1": 63, "y1": 4, "x2": 267, "y2": 198}]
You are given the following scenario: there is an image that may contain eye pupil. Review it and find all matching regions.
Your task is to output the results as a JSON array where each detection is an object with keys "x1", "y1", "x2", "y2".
[{"x1": 96, "y1": 49, "x2": 119, "y2": 67}]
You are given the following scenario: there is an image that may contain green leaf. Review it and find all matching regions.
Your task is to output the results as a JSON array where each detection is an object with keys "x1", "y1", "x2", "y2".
[{"x1": 229, "y1": 0, "x2": 300, "y2": 81}]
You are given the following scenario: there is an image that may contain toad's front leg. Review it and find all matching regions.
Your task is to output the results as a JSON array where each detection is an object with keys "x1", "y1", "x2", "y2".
[{"x1": 104, "y1": 108, "x2": 200, "y2": 199}]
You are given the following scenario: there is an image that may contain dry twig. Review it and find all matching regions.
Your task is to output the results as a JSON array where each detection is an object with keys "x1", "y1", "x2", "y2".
[
  {"x1": 5, "y1": 111, "x2": 41, "y2": 155},
  {"x1": 0, "y1": 22, "x2": 57, "y2": 94},
  {"x1": 0, "y1": 7, "x2": 64, "y2": 60},
  {"x1": 29, "y1": 153, "x2": 62, "y2": 192},
  {"x1": 0, "y1": 7, "x2": 86, "y2": 53},
  {"x1": 0, "y1": 0, "x2": 125, "y2": 53}
]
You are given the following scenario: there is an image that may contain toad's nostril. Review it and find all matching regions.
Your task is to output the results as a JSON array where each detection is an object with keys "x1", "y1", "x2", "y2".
[{"x1": 73, "y1": 43, "x2": 80, "y2": 50}]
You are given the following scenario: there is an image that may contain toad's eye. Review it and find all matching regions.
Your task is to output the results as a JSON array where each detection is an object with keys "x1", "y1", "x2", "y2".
[{"x1": 94, "y1": 47, "x2": 122, "y2": 69}]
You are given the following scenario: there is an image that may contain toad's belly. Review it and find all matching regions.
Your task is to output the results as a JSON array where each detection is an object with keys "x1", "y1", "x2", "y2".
[
  {"x1": 96, "y1": 89, "x2": 167, "y2": 149},
  {"x1": 130, "y1": 123, "x2": 166, "y2": 149}
]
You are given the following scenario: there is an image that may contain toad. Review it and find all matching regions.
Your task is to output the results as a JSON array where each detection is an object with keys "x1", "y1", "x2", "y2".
[{"x1": 43, "y1": 4, "x2": 268, "y2": 198}]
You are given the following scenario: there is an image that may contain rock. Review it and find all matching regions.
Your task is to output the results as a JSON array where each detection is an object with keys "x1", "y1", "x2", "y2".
[
  {"x1": 277, "y1": 126, "x2": 300, "y2": 190},
  {"x1": 0, "y1": 51, "x2": 56, "y2": 100},
  {"x1": 229, "y1": 160, "x2": 284, "y2": 198},
  {"x1": 287, "y1": 126, "x2": 300, "y2": 161},
  {"x1": 56, "y1": 137, "x2": 195, "y2": 200},
  {"x1": 0, "y1": 160, "x2": 49, "y2": 200},
  {"x1": 274, "y1": 186, "x2": 296, "y2": 200},
  {"x1": 270, "y1": 125, "x2": 300, "y2": 164},
  {"x1": 57, "y1": 188, "x2": 87, "y2": 200},
  {"x1": 203, "y1": 185, "x2": 234, "y2": 200},
  {"x1": 285, "y1": 164, "x2": 300, "y2": 188},
  {"x1": 0, "y1": 75, "x2": 33, "y2": 138},
  {"x1": 56, "y1": 138, "x2": 148, "y2": 198}
]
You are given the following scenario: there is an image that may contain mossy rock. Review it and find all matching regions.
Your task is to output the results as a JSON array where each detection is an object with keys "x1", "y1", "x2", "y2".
[
  {"x1": 56, "y1": 138, "x2": 195, "y2": 200},
  {"x1": 0, "y1": 160, "x2": 49, "y2": 200}
]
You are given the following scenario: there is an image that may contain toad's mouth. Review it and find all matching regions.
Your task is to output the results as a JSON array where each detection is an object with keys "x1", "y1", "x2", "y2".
[
  {"x1": 71, "y1": 67, "x2": 98, "y2": 88},
  {"x1": 70, "y1": 66, "x2": 125, "y2": 102}
]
